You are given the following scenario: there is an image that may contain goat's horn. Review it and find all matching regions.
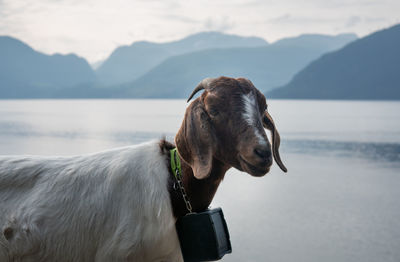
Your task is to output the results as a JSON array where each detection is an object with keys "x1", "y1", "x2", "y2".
[
  {"x1": 187, "y1": 78, "x2": 216, "y2": 102},
  {"x1": 263, "y1": 111, "x2": 288, "y2": 173}
]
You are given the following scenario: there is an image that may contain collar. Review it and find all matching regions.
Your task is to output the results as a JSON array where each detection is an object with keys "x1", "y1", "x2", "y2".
[
  {"x1": 170, "y1": 148, "x2": 182, "y2": 179},
  {"x1": 170, "y1": 148, "x2": 193, "y2": 214}
]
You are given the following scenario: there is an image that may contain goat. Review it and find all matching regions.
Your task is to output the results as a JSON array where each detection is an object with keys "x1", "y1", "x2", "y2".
[{"x1": 0, "y1": 76, "x2": 287, "y2": 261}]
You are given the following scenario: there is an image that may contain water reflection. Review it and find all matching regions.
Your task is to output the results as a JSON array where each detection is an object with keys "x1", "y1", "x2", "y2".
[
  {"x1": 2, "y1": 116, "x2": 399, "y2": 164},
  {"x1": 1, "y1": 99, "x2": 400, "y2": 262},
  {"x1": 284, "y1": 139, "x2": 400, "y2": 163}
]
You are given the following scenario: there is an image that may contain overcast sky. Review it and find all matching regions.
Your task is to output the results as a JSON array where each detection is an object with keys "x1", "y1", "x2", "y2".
[{"x1": 1, "y1": 0, "x2": 399, "y2": 63}]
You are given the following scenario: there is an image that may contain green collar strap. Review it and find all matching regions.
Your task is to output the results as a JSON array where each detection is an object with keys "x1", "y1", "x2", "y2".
[
  {"x1": 170, "y1": 148, "x2": 193, "y2": 213},
  {"x1": 170, "y1": 148, "x2": 182, "y2": 179}
]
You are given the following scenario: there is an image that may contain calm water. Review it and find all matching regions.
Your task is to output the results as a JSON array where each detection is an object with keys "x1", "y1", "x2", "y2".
[{"x1": 0, "y1": 99, "x2": 399, "y2": 261}]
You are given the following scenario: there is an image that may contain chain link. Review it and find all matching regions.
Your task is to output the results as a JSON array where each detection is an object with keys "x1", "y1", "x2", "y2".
[{"x1": 174, "y1": 169, "x2": 193, "y2": 214}]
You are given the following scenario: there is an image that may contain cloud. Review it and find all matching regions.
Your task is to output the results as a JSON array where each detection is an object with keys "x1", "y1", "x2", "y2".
[
  {"x1": 364, "y1": 16, "x2": 387, "y2": 23},
  {"x1": 162, "y1": 14, "x2": 199, "y2": 24},
  {"x1": 0, "y1": 0, "x2": 10, "y2": 17},
  {"x1": 1, "y1": 0, "x2": 399, "y2": 62},
  {"x1": 268, "y1": 13, "x2": 334, "y2": 25},
  {"x1": 269, "y1": 13, "x2": 292, "y2": 24},
  {"x1": 346, "y1": 16, "x2": 362, "y2": 27},
  {"x1": 204, "y1": 16, "x2": 235, "y2": 32}
]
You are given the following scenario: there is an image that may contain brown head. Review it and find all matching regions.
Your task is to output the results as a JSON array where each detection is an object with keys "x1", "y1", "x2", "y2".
[{"x1": 175, "y1": 76, "x2": 287, "y2": 180}]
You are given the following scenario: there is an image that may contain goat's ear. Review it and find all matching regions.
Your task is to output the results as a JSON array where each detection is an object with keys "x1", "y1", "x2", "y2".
[
  {"x1": 175, "y1": 100, "x2": 215, "y2": 179},
  {"x1": 263, "y1": 112, "x2": 288, "y2": 173}
]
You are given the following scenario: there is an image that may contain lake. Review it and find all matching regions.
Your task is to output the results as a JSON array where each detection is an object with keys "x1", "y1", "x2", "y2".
[{"x1": 0, "y1": 99, "x2": 399, "y2": 261}]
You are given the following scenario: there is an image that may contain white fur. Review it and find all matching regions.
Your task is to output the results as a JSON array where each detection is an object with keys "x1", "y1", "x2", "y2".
[
  {"x1": 242, "y1": 93, "x2": 267, "y2": 145},
  {"x1": 0, "y1": 141, "x2": 183, "y2": 262}
]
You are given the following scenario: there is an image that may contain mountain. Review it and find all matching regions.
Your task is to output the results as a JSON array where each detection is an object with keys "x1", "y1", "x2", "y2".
[
  {"x1": 272, "y1": 33, "x2": 357, "y2": 50},
  {"x1": 0, "y1": 36, "x2": 95, "y2": 98},
  {"x1": 268, "y1": 24, "x2": 400, "y2": 100},
  {"x1": 95, "y1": 32, "x2": 268, "y2": 86},
  {"x1": 0, "y1": 32, "x2": 359, "y2": 99},
  {"x1": 116, "y1": 33, "x2": 357, "y2": 98}
]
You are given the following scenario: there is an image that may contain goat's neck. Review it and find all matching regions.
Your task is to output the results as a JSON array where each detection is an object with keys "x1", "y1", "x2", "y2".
[
  {"x1": 170, "y1": 157, "x2": 230, "y2": 218},
  {"x1": 182, "y1": 158, "x2": 229, "y2": 211},
  {"x1": 170, "y1": 123, "x2": 230, "y2": 217}
]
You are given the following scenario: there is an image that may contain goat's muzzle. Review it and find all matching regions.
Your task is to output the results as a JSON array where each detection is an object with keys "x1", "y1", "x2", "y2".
[
  {"x1": 238, "y1": 154, "x2": 271, "y2": 177},
  {"x1": 238, "y1": 143, "x2": 273, "y2": 177}
]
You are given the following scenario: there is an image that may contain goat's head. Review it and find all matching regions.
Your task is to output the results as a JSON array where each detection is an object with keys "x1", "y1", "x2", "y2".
[{"x1": 175, "y1": 76, "x2": 287, "y2": 180}]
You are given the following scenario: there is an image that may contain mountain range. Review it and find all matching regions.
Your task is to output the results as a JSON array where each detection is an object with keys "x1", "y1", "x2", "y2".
[
  {"x1": 0, "y1": 31, "x2": 359, "y2": 98},
  {"x1": 117, "y1": 33, "x2": 356, "y2": 98},
  {"x1": 0, "y1": 36, "x2": 95, "y2": 98},
  {"x1": 268, "y1": 24, "x2": 400, "y2": 100},
  {"x1": 95, "y1": 32, "x2": 268, "y2": 86},
  {"x1": 3, "y1": 26, "x2": 399, "y2": 100}
]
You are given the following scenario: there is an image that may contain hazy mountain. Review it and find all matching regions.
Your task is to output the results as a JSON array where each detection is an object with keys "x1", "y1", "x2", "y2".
[
  {"x1": 95, "y1": 32, "x2": 268, "y2": 86},
  {"x1": 0, "y1": 32, "x2": 360, "y2": 99},
  {"x1": 0, "y1": 36, "x2": 95, "y2": 98},
  {"x1": 268, "y1": 24, "x2": 400, "y2": 100},
  {"x1": 160, "y1": 31, "x2": 268, "y2": 53},
  {"x1": 272, "y1": 33, "x2": 357, "y2": 50},
  {"x1": 117, "y1": 33, "x2": 357, "y2": 98}
]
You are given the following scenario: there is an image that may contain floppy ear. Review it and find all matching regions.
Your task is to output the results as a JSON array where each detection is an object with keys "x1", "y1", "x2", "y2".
[
  {"x1": 175, "y1": 99, "x2": 215, "y2": 179},
  {"x1": 263, "y1": 111, "x2": 288, "y2": 173}
]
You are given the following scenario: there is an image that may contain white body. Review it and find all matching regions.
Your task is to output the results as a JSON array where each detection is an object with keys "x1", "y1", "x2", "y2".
[{"x1": 0, "y1": 141, "x2": 182, "y2": 262}]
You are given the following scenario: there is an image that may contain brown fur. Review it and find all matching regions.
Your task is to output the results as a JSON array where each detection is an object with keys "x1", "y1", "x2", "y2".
[{"x1": 161, "y1": 76, "x2": 287, "y2": 218}]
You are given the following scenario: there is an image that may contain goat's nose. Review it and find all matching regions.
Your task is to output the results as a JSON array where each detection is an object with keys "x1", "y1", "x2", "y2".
[{"x1": 254, "y1": 146, "x2": 272, "y2": 160}]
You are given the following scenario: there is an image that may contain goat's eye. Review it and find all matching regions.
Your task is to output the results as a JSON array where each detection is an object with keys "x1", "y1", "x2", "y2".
[{"x1": 208, "y1": 108, "x2": 219, "y2": 116}]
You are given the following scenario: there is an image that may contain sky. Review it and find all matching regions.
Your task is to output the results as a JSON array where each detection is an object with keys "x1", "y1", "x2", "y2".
[{"x1": 1, "y1": 0, "x2": 399, "y2": 64}]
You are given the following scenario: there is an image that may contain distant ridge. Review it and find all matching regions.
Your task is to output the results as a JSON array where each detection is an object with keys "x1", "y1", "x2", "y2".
[
  {"x1": 0, "y1": 36, "x2": 95, "y2": 98},
  {"x1": 95, "y1": 32, "x2": 268, "y2": 86},
  {"x1": 116, "y1": 33, "x2": 357, "y2": 98},
  {"x1": 268, "y1": 24, "x2": 400, "y2": 100},
  {"x1": 0, "y1": 31, "x2": 361, "y2": 99}
]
